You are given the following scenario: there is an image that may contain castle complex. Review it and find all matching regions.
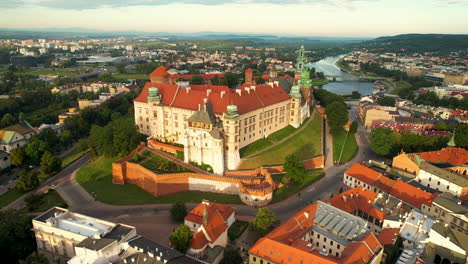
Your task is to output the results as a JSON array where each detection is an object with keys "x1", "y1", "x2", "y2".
[{"x1": 134, "y1": 45, "x2": 314, "y2": 174}]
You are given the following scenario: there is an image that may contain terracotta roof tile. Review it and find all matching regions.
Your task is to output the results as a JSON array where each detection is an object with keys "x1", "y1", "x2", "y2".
[
  {"x1": 344, "y1": 163, "x2": 382, "y2": 186},
  {"x1": 149, "y1": 66, "x2": 169, "y2": 77},
  {"x1": 376, "y1": 228, "x2": 400, "y2": 245},
  {"x1": 189, "y1": 230, "x2": 208, "y2": 250},
  {"x1": 389, "y1": 180, "x2": 437, "y2": 208}
]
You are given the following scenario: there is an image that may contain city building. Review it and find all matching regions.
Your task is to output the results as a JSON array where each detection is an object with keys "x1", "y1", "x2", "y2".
[
  {"x1": 58, "y1": 108, "x2": 80, "y2": 125},
  {"x1": 248, "y1": 201, "x2": 383, "y2": 264},
  {"x1": 423, "y1": 192, "x2": 467, "y2": 233},
  {"x1": 133, "y1": 45, "x2": 314, "y2": 174},
  {"x1": 184, "y1": 200, "x2": 235, "y2": 263},
  {"x1": 0, "y1": 122, "x2": 36, "y2": 154},
  {"x1": 32, "y1": 207, "x2": 136, "y2": 264}
]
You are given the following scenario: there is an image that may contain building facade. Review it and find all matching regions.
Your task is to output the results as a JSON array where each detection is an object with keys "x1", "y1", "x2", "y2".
[{"x1": 134, "y1": 45, "x2": 314, "y2": 174}]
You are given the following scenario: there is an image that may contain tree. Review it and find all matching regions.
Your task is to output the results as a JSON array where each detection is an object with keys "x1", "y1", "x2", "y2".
[
  {"x1": 25, "y1": 137, "x2": 48, "y2": 165},
  {"x1": 377, "y1": 96, "x2": 396, "y2": 107},
  {"x1": 0, "y1": 210, "x2": 36, "y2": 263},
  {"x1": 169, "y1": 225, "x2": 192, "y2": 253},
  {"x1": 37, "y1": 127, "x2": 59, "y2": 151},
  {"x1": 190, "y1": 75, "x2": 203, "y2": 85},
  {"x1": 115, "y1": 63, "x2": 126, "y2": 74},
  {"x1": 326, "y1": 101, "x2": 348, "y2": 135},
  {"x1": 40, "y1": 151, "x2": 62, "y2": 175},
  {"x1": 251, "y1": 208, "x2": 278, "y2": 236},
  {"x1": 370, "y1": 128, "x2": 397, "y2": 156},
  {"x1": 349, "y1": 121, "x2": 358, "y2": 134},
  {"x1": 455, "y1": 123, "x2": 468, "y2": 148},
  {"x1": 435, "y1": 122, "x2": 448, "y2": 131},
  {"x1": 10, "y1": 148, "x2": 25, "y2": 167},
  {"x1": 61, "y1": 129, "x2": 73, "y2": 147},
  {"x1": 283, "y1": 154, "x2": 305, "y2": 184},
  {"x1": 254, "y1": 76, "x2": 266, "y2": 84},
  {"x1": 16, "y1": 170, "x2": 39, "y2": 192},
  {"x1": 351, "y1": 91, "x2": 361, "y2": 99},
  {"x1": 170, "y1": 202, "x2": 188, "y2": 222},
  {"x1": 220, "y1": 246, "x2": 243, "y2": 264},
  {"x1": 0, "y1": 113, "x2": 16, "y2": 128},
  {"x1": 19, "y1": 251, "x2": 48, "y2": 264}
]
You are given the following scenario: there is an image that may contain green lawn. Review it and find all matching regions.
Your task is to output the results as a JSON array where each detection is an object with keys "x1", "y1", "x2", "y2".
[
  {"x1": 333, "y1": 128, "x2": 358, "y2": 165},
  {"x1": 271, "y1": 169, "x2": 324, "y2": 203},
  {"x1": 238, "y1": 115, "x2": 322, "y2": 169},
  {"x1": 267, "y1": 125, "x2": 297, "y2": 142},
  {"x1": 139, "y1": 151, "x2": 192, "y2": 173},
  {"x1": 239, "y1": 139, "x2": 273, "y2": 158},
  {"x1": 76, "y1": 156, "x2": 242, "y2": 205},
  {"x1": 61, "y1": 148, "x2": 89, "y2": 168},
  {"x1": 0, "y1": 188, "x2": 25, "y2": 208},
  {"x1": 311, "y1": 79, "x2": 329, "y2": 86},
  {"x1": 26, "y1": 190, "x2": 67, "y2": 212},
  {"x1": 112, "y1": 73, "x2": 150, "y2": 80}
]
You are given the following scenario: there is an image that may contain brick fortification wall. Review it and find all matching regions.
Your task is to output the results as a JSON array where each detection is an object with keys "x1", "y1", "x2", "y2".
[{"x1": 148, "y1": 139, "x2": 184, "y2": 154}]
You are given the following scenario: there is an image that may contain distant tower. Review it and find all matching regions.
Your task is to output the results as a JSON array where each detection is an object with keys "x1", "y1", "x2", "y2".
[
  {"x1": 150, "y1": 66, "x2": 170, "y2": 85},
  {"x1": 289, "y1": 85, "x2": 302, "y2": 128},
  {"x1": 295, "y1": 44, "x2": 308, "y2": 81},
  {"x1": 224, "y1": 105, "x2": 241, "y2": 170},
  {"x1": 245, "y1": 68, "x2": 253, "y2": 84}
]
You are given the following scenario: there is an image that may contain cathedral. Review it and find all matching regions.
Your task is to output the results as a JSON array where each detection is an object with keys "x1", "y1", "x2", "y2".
[{"x1": 134, "y1": 45, "x2": 314, "y2": 174}]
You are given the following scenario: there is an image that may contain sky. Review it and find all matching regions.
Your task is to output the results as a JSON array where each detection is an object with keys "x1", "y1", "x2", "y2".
[{"x1": 0, "y1": 0, "x2": 467, "y2": 37}]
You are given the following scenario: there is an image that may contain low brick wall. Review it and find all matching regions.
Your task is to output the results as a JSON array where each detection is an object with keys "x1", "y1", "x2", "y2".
[{"x1": 148, "y1": 139, "x2": 184, "y2": 154}]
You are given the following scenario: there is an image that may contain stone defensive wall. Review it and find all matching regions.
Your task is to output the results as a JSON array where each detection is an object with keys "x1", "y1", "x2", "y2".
[
  {"x1": 147, "y1": 138, "x2": 184, "y2": 154},
  {"x1": 224, "y1": 156, "x2": 324, "y2": 176},
  {"x1": 112, "y1": 143, "x2": 277, "y2": 206}
]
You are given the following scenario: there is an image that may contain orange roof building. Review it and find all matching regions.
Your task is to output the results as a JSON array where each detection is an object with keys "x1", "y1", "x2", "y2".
[
  {"x1": 344, "y1": 163, "x2": 437, "y2": 209},
  {"x1": 248, "y1": 201, "x2": 384, "y2": 264},
  {"x1": 185, "y1": 201, "x2": 235, "y2": 258}
]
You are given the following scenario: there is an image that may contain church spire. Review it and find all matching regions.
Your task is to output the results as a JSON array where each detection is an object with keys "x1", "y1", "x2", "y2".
[{"x1": 447, "y1": 132, "x2": 456, "y2": 147}]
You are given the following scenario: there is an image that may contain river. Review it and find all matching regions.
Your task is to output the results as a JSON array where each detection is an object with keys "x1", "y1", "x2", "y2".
[{"x1": 307, "y1": 55, "x2": 375, "y2": 96}]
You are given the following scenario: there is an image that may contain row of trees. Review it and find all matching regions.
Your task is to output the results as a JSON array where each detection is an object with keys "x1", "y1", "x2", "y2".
[
  {"x1": 369, "y1": 126, "x2": 468, "y2": 157},
  {"x1": 414, "y1": 91, "x2": 468, "y2": 110}
]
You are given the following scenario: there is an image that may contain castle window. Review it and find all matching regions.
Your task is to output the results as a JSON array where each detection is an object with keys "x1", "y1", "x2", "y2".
[{"x1": 226, "y1": 146, "x2": 229, "y2": 150}]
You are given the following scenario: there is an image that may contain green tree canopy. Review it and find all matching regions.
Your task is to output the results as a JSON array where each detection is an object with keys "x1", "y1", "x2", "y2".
[
  {"x1": 0, "y1": 113, "x2": 17, "y2": 128},
  {"x1": 326, "y1": 101, "x2": 348, "y2": 135},
  {"x1": 37, "y1": 127, "x2": 59, "y2": 151},
  {"x1": 351, "y1": 91, "x2": 361, "y2": 99},
  {"x1": 255, "y1": 76, "x2": 266, "y2": 84},
  {"x1": 370, "y1": 128, "x2": 397, "y2": 156},
  {"x1": 40, "y1": 151, "x2": 62, "y2": 175},
  {"x1": 220, "y1": 246, "x2": 243, "y2": 264},
  {"x1": 169, "y1": 225, "x2": 192, "y2": 253},
  {"x1": 455, "y1": 123, "x2": 468, "y2": 148},
  {"x1": 283, "y1": 154, "x2": 306, "y2": 184},
  {"x1": 377, "y1": 96, "x2": 396, "y2": 107},
  {"x1": 251, "y1": 208, "x2": 278, "y2": 236},
  {"x1": 170, "y1": 202, "x2": 188, "y2": 222},
  {"x1": 115, "y1": 63, "x2": 126, "y2": 74},
  {"x1": 19, "y1": 252, "x2": 48, "y2": 264},
  {"x1": 16, "y1": 170, "x2": 39, "y2": 192},
  {"x1": 190, "y1": 75, "x2": 203, "y2": 85},
  {"x1": 10, "y1": 148, "x2": 25, "y2": 167},
  {"x1": 25, "y1": 137, "x2": 48, "y2": 165},
  {"x1": 0, "y1": 210, "x2": 36, "y2": 263}
]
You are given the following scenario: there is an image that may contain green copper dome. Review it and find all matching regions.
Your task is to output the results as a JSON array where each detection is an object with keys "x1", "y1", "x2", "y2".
[
  {"x1": 149, "y1": 87, "x2": 158, "y2": 97},
  {"x1": 301, "y1": 70, "x2": 310, "y2": 79},
  {"x1": 225, "y1": 105, "x2": 239, "y2": 119},
  {"x1": 290, "y1": 85, "x2": 302, "y2": 98}
]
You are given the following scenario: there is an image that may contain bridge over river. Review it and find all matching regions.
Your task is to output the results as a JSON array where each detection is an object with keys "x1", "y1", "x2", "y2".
[{"x1": 325, "y1": 75, "x2": 390, "y2": 80}]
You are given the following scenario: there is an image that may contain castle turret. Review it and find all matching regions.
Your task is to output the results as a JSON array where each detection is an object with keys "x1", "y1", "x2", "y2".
[
  {"x1": 147, "y1": 87, "x2": 165, "y2": 139},
  {"x1": 224, "y1": 105, "x2": 240, "y2": 170},
  {"x1": 149, "y1": 66, "x2": 170, "y2": 84},
  {"x1": 289, "y1": 85, "x2": 302, "y2": 128}
]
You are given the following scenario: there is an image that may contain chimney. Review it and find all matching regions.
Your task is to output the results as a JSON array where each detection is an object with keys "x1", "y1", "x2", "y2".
[
  {"x1": 304, "y1": 212, "x2": 309, "y2": 218},
  {"x1": 186, "y1": 86, "x2": 191, "y2": 94},
  {"x1": 245, "y1": 87, "x2": 250, "y2": 94},
  {"x1": 203, "y1": 98, "x2": 208, "y2": 104},
  {"x1": 236, "y1": 89, "x2": 242, "y2": 96},
  {"x1": 220, "y1": 90, "x2": 225, "y2": 99},
  {"x1": 251, "y1": 85, "x2": 256, "y2": 92},
  {"x1": 245, "y1": 68, "x2": 253, "y2": 84},
  {"x1": 342, "y1": 195, "x2": 347, "y2": 202},
  {"x1": 207, "y1": 89, "x2": 212, "y2": 97},
  {"x1": 274, "y1": 81, "x2": 279, "y2": 87}
]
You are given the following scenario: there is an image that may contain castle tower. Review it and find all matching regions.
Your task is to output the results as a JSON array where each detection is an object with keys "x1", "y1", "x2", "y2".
[
  {"x1": 149, "y1": 66, "x2": 170, "y2": 85},
  {"x1": 245, "y1": 68, "x2": 253, "y2": 84},
  {"x1": 289, "y1": 85, "x2": 302, "y2": 128},
  {"x1": 224, "y1": 105, "x2": 241, "y2": 170},
  {"x1": 147, "y1": 87, "x2": 165, "y2": 139}
]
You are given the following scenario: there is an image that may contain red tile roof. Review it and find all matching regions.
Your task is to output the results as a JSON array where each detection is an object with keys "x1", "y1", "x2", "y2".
[
  {"x1": 389, "y1": 180, "x2": 437, "y2": 208},
  {"x1": 410, "y1": 147, "x2": 468, "y2": 166},
  {"x1": 185, "y1": 202, "x2": 234, "y2": 225},
  {"x1": 342, "y1": 233, "x2": 382, "y2": 264},
  {"x1": 134, "y1": 81, "x2": 290, "y2": 115},
  {"x1": 149, "y1": 66, "x2": 169, "y2": 77},
  {"x1": 325, "y1": 187, "x2": 387, "y2": 221},
  {"x1": 344, "y1": 163, "x2": 382, "y2": 186},
  {"x1": 169, "y1": 73, "x2": 224, "y2": 80},
  {"x1": 376, "y1": 228, "x2": 399, "y2": 245},
  {"x1": 190, "y1": 230, "x2": 208, "y2": 250}
]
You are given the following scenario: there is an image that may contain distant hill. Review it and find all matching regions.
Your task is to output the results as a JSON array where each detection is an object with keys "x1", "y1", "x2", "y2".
[{"x1": 367, "y1": 34, "x2": 468, "y2": 53}]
